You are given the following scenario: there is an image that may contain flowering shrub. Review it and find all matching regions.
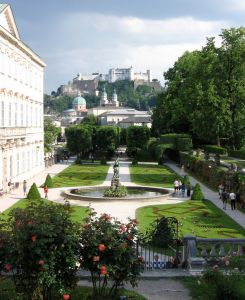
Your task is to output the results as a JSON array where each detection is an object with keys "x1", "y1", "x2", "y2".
[
  {"x1": 79, "y1": 211, "x2": 144, "y2": 299},
  {"x1": 0, "y1": 201, "x2": 80, "y2": 300},
  {"x1": 103, "y1": 186, "x2": 127, "y2": 198}
]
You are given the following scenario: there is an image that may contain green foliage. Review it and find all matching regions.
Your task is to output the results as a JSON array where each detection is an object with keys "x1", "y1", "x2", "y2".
[
  {"x1": 44, "y1": 118, "x2": 60, "y2": 153},
  {"x1": 103, "y1": 185, "x2": 127, "y2": 197},
  {"x1": 100, "y1": 156, "x2": 107, "y2": 165},
  {"x1": 203, "y1": 145, "x2": 227, "y2": 155},
  {"x1": 131, "y1": 158, "x2": 138, "y2": 166},
  {"x1": 229, "y1": 149, "x2": 245, "y2": 159},
  {"x1": 126, "y1": 126, "x2": 151, "y2": 152},
  {"x1": 0, "y1": 201, "x2": 80, "y2": 300},
  {"x1": 96, "y1": 126, "x2": 120, "y2": 157},
  {"x1": 191, "y1": 183, "x2": 204, "y2": 200},
  {"x1": 152, "y1": 27, "x2": 245, "y2": 149},
  {"x1": 44, "y1": 174, "x2": 53, "y2": 188},
  {"x1": 27, "y1": 183, "x2": 41, "y2": 200},
  {"x1": 44, "y1": 94, "x2": 73, "y2": 113},
  {"x1": 80, "y1": 114, "x2": 97, "y2": 126},
  {"x1": 79, "y1": 211, "x2": 144, "y2": 299},
  {"x1": 183, "y1": 175, "x2": 190, "y2": 186}
]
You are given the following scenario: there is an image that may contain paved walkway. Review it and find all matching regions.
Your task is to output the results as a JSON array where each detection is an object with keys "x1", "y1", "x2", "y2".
[
  {"x1": 165, "y1": 162, "x2": 245, "y2": 229},
  {"x1": 78, "y1": 278, "x2": 191, "y2": 300},
  {"x1": 0, "y1": 157, "x2": 75, "y2": 212}
]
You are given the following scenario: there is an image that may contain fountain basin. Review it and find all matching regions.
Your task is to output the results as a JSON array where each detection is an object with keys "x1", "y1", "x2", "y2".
[{"x1": 62, "y1": 186, "x2": 172, "y2": 202}]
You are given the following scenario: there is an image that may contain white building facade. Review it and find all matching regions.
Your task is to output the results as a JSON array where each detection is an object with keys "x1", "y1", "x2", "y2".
[
  {"x1": 108, "y1": 66, "x2": 151, "y2": 83},
  {"x1": 0, "y1": 4, "x2": 46, "y2": 192}
]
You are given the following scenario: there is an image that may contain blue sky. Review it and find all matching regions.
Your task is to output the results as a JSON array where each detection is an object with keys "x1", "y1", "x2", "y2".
[{"x1": 6, "y1": 0, "x2": 245, "y2": 93}]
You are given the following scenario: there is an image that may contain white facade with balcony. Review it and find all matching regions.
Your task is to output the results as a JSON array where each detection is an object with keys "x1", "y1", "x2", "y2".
[{"x1": 0, "y1": 4, "x2": 46, "y2": 191}]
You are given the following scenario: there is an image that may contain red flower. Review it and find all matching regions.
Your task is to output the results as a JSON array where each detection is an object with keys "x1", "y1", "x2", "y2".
[
  {"x1": 38, "y1": 260, "x2": 45, "y2": 265},
  {"x1": 27, "y1": 220, "x2": 33, "y2": 225},
  {"x1": 31, "y1": 235, "x2": 37, "y2": 242},
  {"x1": 4, "y1": 263, "x2": 11, "y2": 272},
  {"x1": 98, "y1": 244, "x2": 106, "y2": 252},
  {"x1": 126, "y1": 223, "x2": 131, "y2": 229},
  {"x1": 127, "y1": 234, "x2": 132, "y2": 240},
  {"x1": 15, "y1": 220, "x2": 21, "y2": 227},
  {"x1": 101, "y1": 213, "x2": 111, "y2": 221},
  {"x1": 120, "y1": 225, "x2": 126, "y2": 232},
  {"x1": 63, "y1": 295, "x2": 70, "y2": 300},
  {"x1": 138, "y1": 256, "x2": 144, "y2": 263},
  {"x1": 100, "y1": 265, "x2": 107, "y2": 275}
]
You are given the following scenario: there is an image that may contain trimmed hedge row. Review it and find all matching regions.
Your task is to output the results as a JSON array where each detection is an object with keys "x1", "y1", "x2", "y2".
[
  {"x1": 179, "y1": 152, "x2": 226, "y2": 190},
  {"x1": 229, "y1": 149, "x2": 245, "y2": 160},
  {"x1": 203, "y1": 145, "x2": 227, "y2": 155}
]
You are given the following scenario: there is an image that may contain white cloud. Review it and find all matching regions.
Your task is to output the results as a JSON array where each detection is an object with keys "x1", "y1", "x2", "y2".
[
  {"x1": 227, "y1": 0, "x2": 245, "y2": 12},
  {"x1": 43, "y1": 13, "x2": 231, "y2": 92}
]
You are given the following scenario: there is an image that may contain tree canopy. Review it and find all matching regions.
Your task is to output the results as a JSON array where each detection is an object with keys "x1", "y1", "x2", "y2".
[{"x1": 152, "y1": 27, "x2": 245, "y2": 149}]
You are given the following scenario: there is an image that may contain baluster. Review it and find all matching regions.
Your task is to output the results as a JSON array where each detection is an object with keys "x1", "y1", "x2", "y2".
[
  {"x1": 237, "y1": 244, "x2": 243, "y2": 256},
  {"x1": 210, "y1": 244, "x2": 217, "y2": 258},
  {"x1": 219, "y1": 244, "x2": 226, "y2": 257},
  {"x1": 229, "y1": 243, "x2": 234, "y2": 256},
  {"x1": 201, "y1": 244, "x2": 208, "y2": 257}
]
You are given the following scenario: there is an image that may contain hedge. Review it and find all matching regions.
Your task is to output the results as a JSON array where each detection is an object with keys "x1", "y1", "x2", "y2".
[
  {"x1": 203, "y1": 145, "x2": 227, "y2": 155},
  {"x1": 175, "y1": 137, "x2": 193, "y2": 151},
  {"x1": 159, "y1": 133, "x2": 190, "y2": 143},
  {"x1": 27, "y1": 183, "x2": 41, "y2": 200},
  {"x1": 191, "y1": 183, "x2": 204, "y2": 200},
  {"x1": 229, "y1": 150, "x2": 245, "y2": 160},
  {"x1": 154, "y1": 143, "x2": 174, "y2": 159},
  {"x1": 179, "y1": 152, "x2": 226, "y2": 190}
]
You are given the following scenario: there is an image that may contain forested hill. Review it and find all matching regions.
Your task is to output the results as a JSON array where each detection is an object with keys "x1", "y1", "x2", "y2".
[{"x1": 44, "y1": 80, "x2": 161, "y2": 114}]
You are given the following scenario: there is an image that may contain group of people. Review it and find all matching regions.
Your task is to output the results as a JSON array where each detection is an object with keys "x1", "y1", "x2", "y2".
[
  {"x1": 22, "y1": 180, "x2": 49, "y2": 199},
  {"x1": 173, "y1": 179, "x2": 191, "y2": 197},
  {"x1": 218, "y1": 183, "x2": 239, "y2": 210}
]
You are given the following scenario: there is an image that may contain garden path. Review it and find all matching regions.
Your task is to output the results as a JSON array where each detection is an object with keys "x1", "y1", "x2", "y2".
[
  {"x1": 165, "y1": 162, "x2": 245, "y2": 229},
  {"x1": 51, "y1": 160, "x2": 186, "y2": 222}
]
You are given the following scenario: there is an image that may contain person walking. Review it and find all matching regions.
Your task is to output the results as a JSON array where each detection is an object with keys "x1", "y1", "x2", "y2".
[
  {"x1": 221, "y1": 190, "x2": 228, "y2": 210},
  {"x1": 218, "y1": 183, "x2": 224, "y2": 199},
  {"x1": 44, "y1": 185, "x2": 48, "y2": 199},
  {"x1": 23, "y1": 180, "x2": 27, "y2": 196},
  {"x1": 186, "y1": 183, "x2": 191, "y2": 197},
  {"x1": 178, "y1": 180, "x2": 182, "y2": 194},
  {"x1": 229, "y1": 191, "x2": 236, "y2": 210},
  {"x1": 174, "y1": 179, "x2": 179, "y2": 194},
  {"x1": 181, "y1": 183, "x2": 186, "y2": 197}
]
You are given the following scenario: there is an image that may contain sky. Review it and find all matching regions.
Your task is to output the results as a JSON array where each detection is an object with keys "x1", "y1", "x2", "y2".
[{"x1": 5, "y1": 0, "x2": 245, "y2": 93}]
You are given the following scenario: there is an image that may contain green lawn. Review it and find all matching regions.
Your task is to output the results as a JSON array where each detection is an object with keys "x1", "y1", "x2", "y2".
[
  {"x1": 136, "y1": 200, "x2": 245, "y2": 238},
  {"x1": 130, "y1": 164, "x2": 181, "y2": 188},
  {"x1": 1, "y1": 199, "x2": 89, "y2": 224},
  {"x1": 51, "y1": 164, "x2": 109, "y2": 187},
  {"x1": 0, "y1": 277, "x2": 146, "y2": 300},
  {"x1": 222, "y1": 157, "x2": 245, "y2": 168}
]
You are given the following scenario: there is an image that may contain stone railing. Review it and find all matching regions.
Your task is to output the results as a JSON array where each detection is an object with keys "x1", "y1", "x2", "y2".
[
  {"x1": 182, "y1": 235, "x2": 245, "y2": 274},
  {"x1": 0, "y1": 127, "x2": 26, "y2": 139}
]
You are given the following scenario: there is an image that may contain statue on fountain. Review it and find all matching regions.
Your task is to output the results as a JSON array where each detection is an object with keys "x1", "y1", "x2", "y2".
[{"x1": 111, "y1": 158, "x2": 120, "y2": 188}]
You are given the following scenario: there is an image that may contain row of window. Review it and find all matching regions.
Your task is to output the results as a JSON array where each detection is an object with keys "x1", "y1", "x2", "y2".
[
  {"x1": 0, "y1": 99, "x2": 43, "y2": 127},
  {"x1": 0, "y1": 46, "x2": 43, "y2": 90},
  {"x1": 9, "y1": 149, "x2": 42, "y2": 178}
]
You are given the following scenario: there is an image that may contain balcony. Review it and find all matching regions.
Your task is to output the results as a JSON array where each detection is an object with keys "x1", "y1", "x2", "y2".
[{"x1": 0, "y1": 127, "x2": 26, "y2": 140}]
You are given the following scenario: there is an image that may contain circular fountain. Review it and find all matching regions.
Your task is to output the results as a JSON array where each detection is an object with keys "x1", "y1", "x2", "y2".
[{"x1": 62, "y1": 159, "x2": 172, "y2": 202}]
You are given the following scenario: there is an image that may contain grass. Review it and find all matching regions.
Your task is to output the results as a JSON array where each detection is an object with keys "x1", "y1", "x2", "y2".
[
  {"x1": 222, "y1": 157, "x2": 245, "y2": 168},
  {"x1": 51, "y1": 164, "x2": 109, "y2": 187},
  {"x1": 0, "y1": 277, "x2": 146, "y2": 300},
  {"x1": 0, "y1": 198, "x2": 89, "y2": 224},
  {"x1": 130, "y1": 164, "x2": 181, "y2": 188},
  {"x1": 136, "y1": 200, "x2": 245, "y2": 238}
]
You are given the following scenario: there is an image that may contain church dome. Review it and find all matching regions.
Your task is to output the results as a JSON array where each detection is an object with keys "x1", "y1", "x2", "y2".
[{"x1": 72, "y1": 94, "x2": 86, "y2": 106}]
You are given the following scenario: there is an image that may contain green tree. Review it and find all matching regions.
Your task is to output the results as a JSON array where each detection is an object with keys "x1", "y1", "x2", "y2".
[
  {"x1": 81, "y1": 114, "x2": 97, "y2": 126},
  {"x1": 65, "y1": 125, "x2": 93, "y2": 158},
  {"x1": 95, "y1": 126, "x2": 120, "y2": 157},
  {"x1": 27, "y1": 183, "x2": 41, "y2": 200},
  {"x1": 44, "y1": 118, "x2": 60, "y2": 153},
  {"x1": 126, "y1": 126, "x2": 151, "y2": 150}
]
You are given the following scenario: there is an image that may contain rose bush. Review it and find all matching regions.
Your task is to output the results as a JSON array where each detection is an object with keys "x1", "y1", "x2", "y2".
[{"x1": 79, "y1": 211, "x2": 144, "y2": 299}]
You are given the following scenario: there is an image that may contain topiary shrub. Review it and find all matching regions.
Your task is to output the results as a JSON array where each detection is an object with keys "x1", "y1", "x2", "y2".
[
  {"x1": 27, "y1": 183, "x2": 41, "y2": 200},
  {"x1": 44, "y1": 174, "x2": 53, "y2": 188},
  {"x1": 100, "y1": 156, "x2": 107, "y2": 165},
  {"x1": 183, "y1": 175, "x2": 190, "y2": 186},
  {"x1": 191, "y1": 183, "x2": 204, "y2": 200},
  {"x1": 132, "y1": 158, "x2": 138, "y2": 165},
  {"x1": 103, "y1": 185, "x2": 127, "y2": 198}
]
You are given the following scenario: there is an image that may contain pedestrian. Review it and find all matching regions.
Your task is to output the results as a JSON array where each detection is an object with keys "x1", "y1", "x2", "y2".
[
  {"x1": 174, "y1": 179, "x2": 179, "y2": 194},
  {"x1": 218, "y1": 183, "x2": 224, "y2": 199},
  {"x1": 221, "y1": 190, "x2": 228, "y2": 210},
  {"x1": 178, "y1": 180, "x2": 182, "y2": 194},
  {"x1": 44, "y1": 185, "x2": 48, "y2": 199},
  {"x1": 181, "y1": 183, "x2": 186, "y2": 197},
  {"x1": 186, "y1": 183, "x2": 191, "y2": 197},
  {"x1": 23, "y1": 180, "x2": 27, "y2": 196},
  {"x1": 236, "y1": 192, "x2": 241, "y2": 209},
  {"x1": 229, "y1": 191, "x2": 236, "y2": 210}
]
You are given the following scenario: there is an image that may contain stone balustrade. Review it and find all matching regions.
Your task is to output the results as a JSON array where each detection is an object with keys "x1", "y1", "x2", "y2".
[
  {"x1": 182, "y1": 235, "x2": 245, "y2": 274},
  {"x1": 0, "y1": 127, "x2": 26, "y2": 139}
]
